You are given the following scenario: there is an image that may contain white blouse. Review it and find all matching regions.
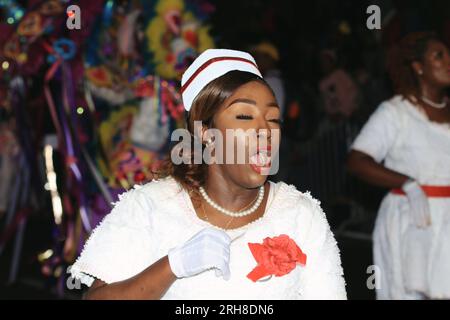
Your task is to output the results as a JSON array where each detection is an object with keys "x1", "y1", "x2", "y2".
[
  {"x1": 351, "y1": 95, "x2": 450, "y2": 299},
  {"x1": 70, "y1": 176, "x2": 347, "y2": 299},
  {"x1": 351, "y1": 95, "x2": 450, "y2": 185}
]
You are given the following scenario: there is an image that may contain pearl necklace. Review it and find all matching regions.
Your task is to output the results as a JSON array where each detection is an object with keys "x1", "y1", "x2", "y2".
[
  {"x1": 421, "y1": 96, "x2": 447, "y2": 109},
  {"x1": 199, "y1": 185, "x2": 265, "y2": 218}
]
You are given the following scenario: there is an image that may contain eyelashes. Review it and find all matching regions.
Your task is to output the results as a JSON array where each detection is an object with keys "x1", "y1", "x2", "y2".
[
  {"x1": 236, "y1": 114, "x2": 253, "y2": 120},
  {"x1": 236, "y1": 114, "x2": 281, "y2": 124}
]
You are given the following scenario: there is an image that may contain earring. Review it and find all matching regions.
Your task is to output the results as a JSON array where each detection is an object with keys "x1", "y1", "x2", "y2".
[{"x1": 205, "y1": 138, "x2": 213, "y2": 147}]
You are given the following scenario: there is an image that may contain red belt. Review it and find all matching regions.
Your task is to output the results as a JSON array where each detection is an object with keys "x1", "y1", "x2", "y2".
[{"x1": 391, "y1": 185, "x2": 450, "y2": 198}]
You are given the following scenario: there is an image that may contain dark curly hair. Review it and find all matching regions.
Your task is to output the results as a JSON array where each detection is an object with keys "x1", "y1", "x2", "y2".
[
  {"x1": 386, "y1": 31, "x2": 440, "y2": 98},
  {"x1": 155, "y1": 70, "x2": 271, "y2": 194}
]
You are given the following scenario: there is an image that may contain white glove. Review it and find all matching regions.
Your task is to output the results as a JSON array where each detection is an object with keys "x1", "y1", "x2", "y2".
[
  {"x1": 402, "y1": 179, "x2": 431, "y2": 228},
  {"x1": 168, "y1": 228, "x2": 231, "y2": 280}
]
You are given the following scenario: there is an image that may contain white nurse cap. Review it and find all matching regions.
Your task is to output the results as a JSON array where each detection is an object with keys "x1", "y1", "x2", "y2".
[{"x1": 181, "y1": 49, "x2": 262, "y2": 111}]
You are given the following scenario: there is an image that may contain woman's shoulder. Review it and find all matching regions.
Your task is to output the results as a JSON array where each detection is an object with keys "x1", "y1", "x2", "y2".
[
  {"x1": 269, "y1": 181, "x2": 335, "y2": 251},
  {"x1": 137, "y1": 175, "x2": 183, "y2": 199},
  {"x1": 359, "y1": 95, "x2": 412, "y2": 130},
  {"x1": 103, "y1": 176, "x2": 182, "y2": 223},
  {"x1": 379, "y1": 94, "x2": 417, "y2": 115},
  {"x1": 271, "y1": 180, "x2": 321, "y2": 206},
  {"x1": 269, "y1": 181, "x2": 326, "y2": 225}
]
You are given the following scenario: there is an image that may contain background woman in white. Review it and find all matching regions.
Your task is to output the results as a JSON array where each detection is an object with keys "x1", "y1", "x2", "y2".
[
  {"x1": 348, "y1": 32, "x2": 450, "y2": 299},
  {"x1": 70, "y1": 49, "x2": 346, "y2": 299}
]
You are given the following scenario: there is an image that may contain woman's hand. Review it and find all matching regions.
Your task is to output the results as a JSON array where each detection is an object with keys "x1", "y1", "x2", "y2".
[
  {"x1": 168, "y1": 228, "x2": 232, "y2": 280},
  {"x1": 347, "y1": 151, "x2": 431, "y2": 228},
  {"x1": 402, "y1": 179, "x2": 432, "y2": 228}
]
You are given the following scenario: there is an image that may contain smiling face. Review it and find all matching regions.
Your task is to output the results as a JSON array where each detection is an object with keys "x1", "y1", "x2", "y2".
[
  {"x1": 415, "y1": 40, "x2": 450, "y2": 89},
  {"x1": 207, "y1": 80, "x2": 281, "y2": 188}
]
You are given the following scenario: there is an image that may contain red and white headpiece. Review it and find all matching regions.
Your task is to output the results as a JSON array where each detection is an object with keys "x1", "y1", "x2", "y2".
[{"x1": 181, "y1": 49, "x2": 262, "y2": 111}]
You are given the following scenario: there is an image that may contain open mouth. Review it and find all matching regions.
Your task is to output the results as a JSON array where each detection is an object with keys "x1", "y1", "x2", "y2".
[{"x1": 249, "y1": 146, "x2": 272, "y2": 173}]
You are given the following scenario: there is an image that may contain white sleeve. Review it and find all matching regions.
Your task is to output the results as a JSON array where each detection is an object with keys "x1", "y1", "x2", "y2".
[
  {"x1": 69, "y1": 186, "x2": 155, "y2": 287},
  {"x1": 351, "y1": 101, "x2": 400, "y2": 163},
  {"x1": 298, "y1": 196, "x2": 347, "y2": 300}
]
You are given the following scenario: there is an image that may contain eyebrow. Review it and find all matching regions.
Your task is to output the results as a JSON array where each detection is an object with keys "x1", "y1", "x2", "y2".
[{"x1": 227, "y1": 98, "x2": 279, "y2": 108}]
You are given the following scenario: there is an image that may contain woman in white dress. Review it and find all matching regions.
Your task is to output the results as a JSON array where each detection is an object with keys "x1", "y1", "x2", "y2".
[
  {"x1": 70, "y1": 49, "x2": 347, "y2": 299},
  {"x1": 348, "y1": 32, "x2": 450, "y2": 299}
]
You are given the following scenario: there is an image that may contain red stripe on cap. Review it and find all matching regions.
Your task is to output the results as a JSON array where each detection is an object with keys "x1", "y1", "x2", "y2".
[{"x1": 181, "y1": 56, "x2": 259, "y2": 93}]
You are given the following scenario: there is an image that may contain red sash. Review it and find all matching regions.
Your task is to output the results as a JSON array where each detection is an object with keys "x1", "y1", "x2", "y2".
[{"x1": 391, "y1": 185, "x2": 450, "y2": 198}]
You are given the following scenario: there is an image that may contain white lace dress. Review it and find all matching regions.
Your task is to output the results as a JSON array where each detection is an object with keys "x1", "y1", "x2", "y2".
[
  {"x1": 70, "y1": 176, "x2": 347, "y2": 299},
  {"x1": 351, "y1": 95, "x2": 450, "y2": 299}
]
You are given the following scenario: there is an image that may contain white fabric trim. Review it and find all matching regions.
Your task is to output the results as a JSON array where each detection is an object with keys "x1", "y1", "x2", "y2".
[{"x1": 69, "y1": 177, "x2": 347, "y2": 299}]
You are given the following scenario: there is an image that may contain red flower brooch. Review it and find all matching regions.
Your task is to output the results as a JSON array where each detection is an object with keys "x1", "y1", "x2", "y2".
[{"x1": 247, "y1": 234, "x2": 307, "y2": 282}]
